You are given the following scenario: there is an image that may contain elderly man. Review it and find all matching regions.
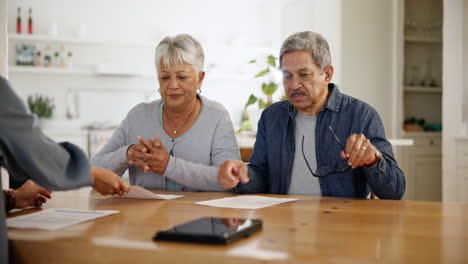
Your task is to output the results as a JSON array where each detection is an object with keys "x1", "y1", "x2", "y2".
[{"x1": 218, "y1": 31, "x2": 405, "y2": 199}]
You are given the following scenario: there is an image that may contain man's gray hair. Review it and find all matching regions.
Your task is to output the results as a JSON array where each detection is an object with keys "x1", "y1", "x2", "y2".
[
  {"x1": 279, "y1": 31, "x2": 332, "y2": 72},
  {"x1": 155, "y1": 34, "x2": 204, "y2": 73}
]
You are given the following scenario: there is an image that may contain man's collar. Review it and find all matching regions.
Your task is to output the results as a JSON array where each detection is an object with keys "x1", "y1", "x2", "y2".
[{"x1": 324, "y1": 83, "x2": 342, "y2": 113}]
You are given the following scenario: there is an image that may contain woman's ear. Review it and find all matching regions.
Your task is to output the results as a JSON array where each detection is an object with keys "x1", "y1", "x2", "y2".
[{"x1": 198, "y1": 71, "x2": 206, "y2": 86}]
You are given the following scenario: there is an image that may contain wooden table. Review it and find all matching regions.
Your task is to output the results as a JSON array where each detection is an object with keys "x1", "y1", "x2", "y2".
[{"x1": 7, "y1": 189, "x2": 468, "y2": 264}]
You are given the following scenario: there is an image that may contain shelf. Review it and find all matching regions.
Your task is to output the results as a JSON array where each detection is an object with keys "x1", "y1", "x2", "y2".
[
  {"x1": 8, "y1": 33, "x2": 155, "y2": 48},
  {"x1": 405, "y1": 35, "x2": 442, "y2": 44},
  {"x1": 9, "y1": 66, "x2": 93, "y2": 75},
  {"x1": 403, "y1": 131, "x2": 442, "y2": 137},
  {"x1": 8, "y1": 65, "x2": 154, "y2": 78},
  {"x1": 404, "y1": 86, "x2": 442, "y2": 93}
]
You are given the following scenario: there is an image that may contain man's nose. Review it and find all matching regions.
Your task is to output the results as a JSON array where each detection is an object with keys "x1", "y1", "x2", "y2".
[{"x1": 289, "y1": 77, "x2": 301, "y2": 90}]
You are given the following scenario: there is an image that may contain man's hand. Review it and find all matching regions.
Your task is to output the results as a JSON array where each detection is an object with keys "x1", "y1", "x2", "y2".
[
  {"x1": 217, "y1": 160, "x2": 249, "y2": 189},
  {"x1": 91, "y1": 167, "x2": 130, "y2": 196},
  {"x1": 12, "y1": 180, "x2": 52, "y2": 209},
  {"x1": 341, "y1": 134, "x2": 381, "y2": 169}
]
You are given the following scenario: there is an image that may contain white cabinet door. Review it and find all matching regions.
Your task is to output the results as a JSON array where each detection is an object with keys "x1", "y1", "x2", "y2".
[
  {"x1": 400, "y1": 134, "x2": 442, "y2": 201},
  {"x1": 456, "y1": 139, "x2": 468, "y2": 203}
]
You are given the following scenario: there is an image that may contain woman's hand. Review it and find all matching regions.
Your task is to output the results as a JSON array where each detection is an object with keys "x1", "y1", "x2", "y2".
[
  {"x1": 136, "y1": 136, "x2": 170, "y2": 175},
  {"x1": 127, "y1": 141, "x2": 152, "y2": 172},
  {"x1": 13, "y1": 180, "x2": 52, "y2": 209}
]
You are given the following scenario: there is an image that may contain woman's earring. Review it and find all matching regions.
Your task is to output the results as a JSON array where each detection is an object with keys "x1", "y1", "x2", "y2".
[
  {"x1": 158, "y1": 88, "x2": 161, "y2": 93},
  {"x1": 197, "y1": 88, "x2": 202, "y2": 94}
]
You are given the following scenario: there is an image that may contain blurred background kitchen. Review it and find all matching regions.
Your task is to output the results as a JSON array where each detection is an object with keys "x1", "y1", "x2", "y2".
[{"x1": 1, "y1": 0, "x2": 467, "y2": 203}]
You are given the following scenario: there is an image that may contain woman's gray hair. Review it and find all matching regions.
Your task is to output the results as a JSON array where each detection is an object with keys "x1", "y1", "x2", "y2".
[
  {"x1": 279, "y1": 31, "x2": 332, "y2": 72},
  {"x1": 155, "y1": 34, "x2": 204, "y2": 73}
]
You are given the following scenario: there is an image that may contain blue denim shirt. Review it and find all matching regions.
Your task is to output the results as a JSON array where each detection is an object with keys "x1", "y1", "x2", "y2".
[{"x1": 235, "y1": 84, "x2": 405, "y2": 199}]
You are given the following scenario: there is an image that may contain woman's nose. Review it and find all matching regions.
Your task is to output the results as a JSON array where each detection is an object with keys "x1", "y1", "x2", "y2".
[{"x1": 169, "y1": 78, "x2": 179, "y2": 89}]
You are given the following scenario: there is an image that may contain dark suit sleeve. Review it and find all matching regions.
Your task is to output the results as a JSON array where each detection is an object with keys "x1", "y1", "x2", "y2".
[{"x1": 0, "y1": 77, "x2": 93, "y2": 190}]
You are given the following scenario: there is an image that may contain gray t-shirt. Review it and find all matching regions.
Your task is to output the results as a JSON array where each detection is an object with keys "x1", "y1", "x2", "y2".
[
  {"x1": 288, "y1": 113, "x2": 321, "y2": 196},
  {"x1": 91, "y1": 95, "x2": 240, "y2": 191}
]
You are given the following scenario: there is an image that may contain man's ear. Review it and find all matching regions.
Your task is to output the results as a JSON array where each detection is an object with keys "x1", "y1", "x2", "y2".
[{"x1": 324, "y1": 65, "x2": 334, "y2": 82}]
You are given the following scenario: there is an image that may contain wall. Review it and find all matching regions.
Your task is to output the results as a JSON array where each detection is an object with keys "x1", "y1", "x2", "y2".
[
  {"x1": 464, "y1": 0, "x2": 468, "y2": 124},
  {"x1": 0, "y1": 0, "x2": 7, "y2": 77},
  {"x1": 281, "y1": 0, "x2": 342, "y2": 86},
  {"x1": 442, "y1": 0, "x2": 466, "y2": 202},
  {"x1": 341, "y1": 0, "x2": 395, "y2": 137}
]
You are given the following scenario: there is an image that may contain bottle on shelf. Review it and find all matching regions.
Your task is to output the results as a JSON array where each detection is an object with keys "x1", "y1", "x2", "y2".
[
  {"x1": 43, "y1": 45, "x2": 52, "y2": 67},
  {"x1": 28, "y1": 8, "x2": 33, "y2": 34},
  {"x1": 34, "y1": 49, "x2": 43, "y2": 67},
  {"x1": 65, "y1": 51, "x2": 73, "y2": 68},
  {"x1": 59, "y1": 45, "x2": 66, "y2": 68},
  {"x1": 53, "y1": 50, "x2": 60, "y2": 67},
  {"x1": 16, "y1": 7, "x2": 21, "y2": 34}
]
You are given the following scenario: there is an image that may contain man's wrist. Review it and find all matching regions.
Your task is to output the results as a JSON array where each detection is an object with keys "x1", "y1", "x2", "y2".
[{"x1": 365, "y1": 147, "x2": 382, "y2": 167}]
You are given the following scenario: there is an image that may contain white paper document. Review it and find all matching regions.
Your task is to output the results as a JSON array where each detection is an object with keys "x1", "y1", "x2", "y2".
[
  {"x1": 7, "y1": 208, "x2": 119, "y2": 231},
  {"x1": 116, "y1": 185, "x2": 184, "y2": 200},
  {"x1": 195, "y1": 195, "x2": 298, "y2": 209}
]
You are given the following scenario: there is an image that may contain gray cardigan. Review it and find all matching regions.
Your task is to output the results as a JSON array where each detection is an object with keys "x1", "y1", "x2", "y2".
[
  {"x1": 0, "y1": 77, "x2": 93, "y2": 264},
  {"x1": 91, "y1": 96, "x2": 240, "y2": 191}
]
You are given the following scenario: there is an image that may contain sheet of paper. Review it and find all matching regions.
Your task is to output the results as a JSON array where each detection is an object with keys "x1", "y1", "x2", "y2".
[
  {"x1": 7, "y1": 208, "x2": 119, "y2": 231},
  {"x1": 116, "y1": 185, "x2": 184, "y2": 200},
  {"x1": 195, "y1": 195, "x2": 298, "y2": 209}
]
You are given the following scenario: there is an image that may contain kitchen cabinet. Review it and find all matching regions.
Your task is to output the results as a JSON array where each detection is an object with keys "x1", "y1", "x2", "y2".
[
  {"x1": 402, "y1": 0, "x2": 443, "y2": 132},
  {"x1": 455, "y1": 138, "x2": 468, "y2": 203},
  {"x1": 399, "y1": 133, "x2": 441, "y2": 201},
  {"x1": 43, "y1": 129, "x2": 89, "y2": 157}
]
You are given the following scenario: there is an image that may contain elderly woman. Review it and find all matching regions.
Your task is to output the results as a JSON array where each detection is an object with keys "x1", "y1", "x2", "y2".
[{"x1": 91, "y1": 34, "x2": 240, "y2": 191}]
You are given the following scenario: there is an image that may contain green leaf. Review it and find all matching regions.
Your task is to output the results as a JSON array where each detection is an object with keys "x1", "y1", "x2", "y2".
[
  {"x1": 258, "y1": 98, "x2": 267, "y2": 109},
  {"x1": 241, "y1": 108, "x2": 250, "y2": 121},
  {"x1": 240, "y1": 120, "x2": 253, "y2": 131},
  {"x1": 245, "y1": 94, "x2": 257, "y2": 108},
  {"x1": 267, "y1": 55, "x2": 277, "y2": 67},
  {"x1": 248, "y1": 59, "x2": 256, "y2": 64},
  {"x1": 262, "y1": 81, "x2": 278, "y2": 96},
  {"x1": 255, "y1": 68, "x2": 270, "y2": 78}
]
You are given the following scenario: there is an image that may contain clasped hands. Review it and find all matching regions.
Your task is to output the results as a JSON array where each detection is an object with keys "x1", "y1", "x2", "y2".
[{"x1": 127, "y1": 135, "x2": 170, "y2": 175}]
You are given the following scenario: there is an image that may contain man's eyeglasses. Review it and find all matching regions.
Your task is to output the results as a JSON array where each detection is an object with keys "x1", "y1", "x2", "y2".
[{"x1": 302, "y1": 126, "x2": 350, "y2": 177}]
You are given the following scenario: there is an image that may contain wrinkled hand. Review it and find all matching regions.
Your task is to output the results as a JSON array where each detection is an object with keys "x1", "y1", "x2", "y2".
[
  {"x1": 217, "y1": 160, "x2": 249, "y2": 189},
  {"x1": 127, "y1": 139, "x2": 153, "y2": 172},
  {"x1": 91, "y1": 167, "x2": 130, "y2": 195},
  {"x1": 220, "y1": 218, "x2": 247, "y2": 228},
  {"x1": 340, "y1": 134, "x2": 380, "y2": 169},
  {"x1": 127, "y1": 136, "x2": 170, "y2": 175},
  {"x1": 13, "y1": 180, "x2": 52, "y2": 209}
]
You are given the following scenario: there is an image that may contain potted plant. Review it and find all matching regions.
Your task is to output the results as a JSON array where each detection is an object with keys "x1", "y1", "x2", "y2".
[
  {"x1": 27, "y1": 94, "x2": 55, "y2": 128},
  {"x1": 240, "y1": 55, "x2": 285, "y2": 132}
]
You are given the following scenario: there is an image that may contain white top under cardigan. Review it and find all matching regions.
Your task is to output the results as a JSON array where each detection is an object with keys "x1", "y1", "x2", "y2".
[{"x1": 91, "y1": 95, "x2": 240, "y2": 191}]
